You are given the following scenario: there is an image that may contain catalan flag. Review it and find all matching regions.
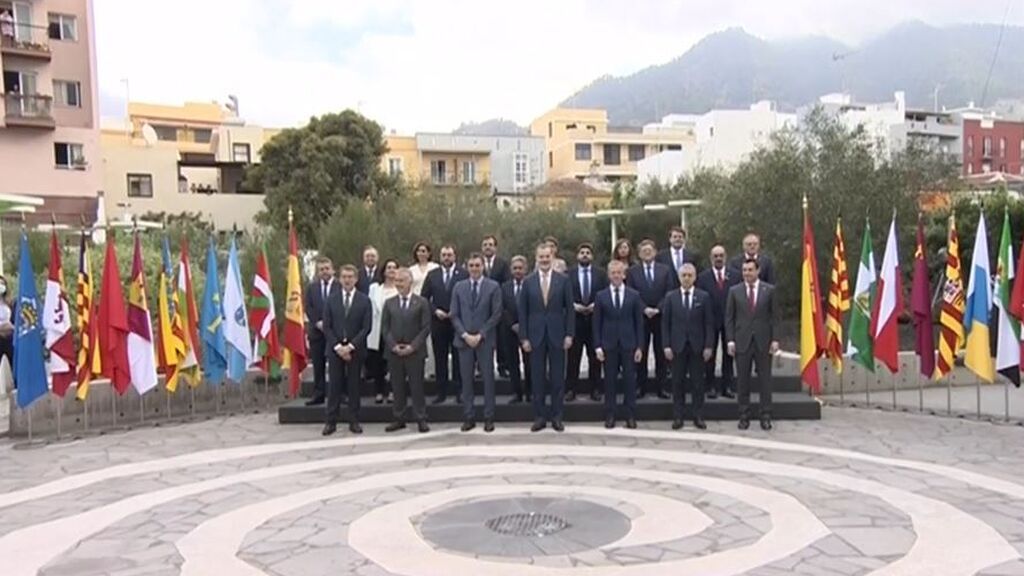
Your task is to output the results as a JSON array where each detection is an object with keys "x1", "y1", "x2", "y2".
[
  {"x1": 825, "y1": 217, "x2": 850, "y2": 373},
  {"x1": 934, "y1": 213, "x2": 965, "y2": 379},
  {"x1": 799, "y1": 197, "x2": 826, "y2": 393},
  {"x1": 74, "y1": 230, "x2": 98, "y2": 401}
]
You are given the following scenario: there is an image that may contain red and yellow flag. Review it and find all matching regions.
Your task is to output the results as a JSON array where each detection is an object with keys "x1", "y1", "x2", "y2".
[
  {"x1": 800, "y1": 197, "x2": 826, "y2": 393},
  {"x1": 934, "y1": 213, "x2": 965, "y2": 379},
  {"x1": 282, "y1": 209, "x2": 307, "y2": 397},
  {"x1": 825, "y1": 217, "x2": 850, "y2": 373},
  {"x1": 75, "y1": 230, "x2": 99, "y2": 401}
]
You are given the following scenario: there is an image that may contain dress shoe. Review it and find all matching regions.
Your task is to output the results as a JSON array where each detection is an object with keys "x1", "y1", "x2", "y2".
[
  {"x1": 760, "y1": 417, "x2": 773, "y2": 431},
  {"x1": 461, "y1": 420, "x2": 476, "y2": 432},
  {"x1": 738, "y1": 418, "x2": 750, "y2": 430},
  {"x1": 693, "y1": 417, "x2": 707, "y2": 430},
  {"x1": 340, "y1": 395, "x2": 349, "y2": 405},
  {"x1": 626, "y1": 418, "x2": 637, "y2": 429},
  {"x1": 565, "y1": 390, "x2": 577, "y2": 402},
  {"x1": 417, "y1": 420, "x2": 430, "y2": 433},
  {"x1": 552, "y1": 420, "x2": 565, "y2": 432},
  {"x1": 385, "y1": 421, "x2": 406, "y2": 433},
  {"x1": 637, "y1": 391, "x2": 647, "y2": 400},
  {"x1": 484, "y1": 420, "x2": 495, "y2": 433},
  {"x1": 321, "y1": 423, "x2": 337, "y2": 436},
  {"x1": 604, "y1": 417, "x2": 615, "y2": 429},
  {"x1": 706, "y1": 390, "x2": 719, "y2": 400},
  {"x1": 722, "y1": 390, "x2": 736, "y2": 399},
  {"x1": 305, "y1": 396, "x2": 325, "y2": 407},
  {"x1": 531, "y1": 420, "x2": 546, "y2": 432},
  {"x1": 509, "y1": 395, "x2": 523, "y2": 405},
  {"x1": 348, "y1": 422, "x2": 363, "y2": 434},
  {"x1": 671, "y1": 419, "x2": 684, "y2": 430},
  {"x1": 455, "y1": 396, "x2": 463, "y2": 405},
  {"x1": 589, "y1": 391, "x2": 602, "y2": 402},
  {"x1": 431, "y1": 395, "x2": 447, "y2": 405},
  {"x1": 498, "y1": 368, "x2": 510, "y2": 378},
  {"x1": 656, "y1": 390, "x2": 671, "y2": 400},
  {"x1": 374, "y1": 394, "x2": 384, "y2": 404},
  {"x1": 386, "y1": 392, "x2": 394, "y2": 404}
]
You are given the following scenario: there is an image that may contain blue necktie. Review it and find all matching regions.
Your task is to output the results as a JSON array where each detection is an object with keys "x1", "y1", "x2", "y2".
[{"x1": 582, "y1": 267, "x2": 590, "y2": 302}]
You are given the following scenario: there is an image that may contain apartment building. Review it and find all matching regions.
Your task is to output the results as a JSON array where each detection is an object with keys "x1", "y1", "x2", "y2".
[
  {"x1": 101, "y1": 100, "x2": 278, "y2": 230},
  {"x1": 956, "y1": 108, "x2": 1024, "y2": 177},
  {"x1": 0, "y1": 0, "x2": 99, "y2": 223}
]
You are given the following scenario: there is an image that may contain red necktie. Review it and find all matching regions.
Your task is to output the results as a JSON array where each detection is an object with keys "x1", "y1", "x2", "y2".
[
  {"x1": 747, "y1": 284, "x2": 756, "y2": 312},
  {"x1": 716, "y1": 269, "x2": 724, "y2": 289}
]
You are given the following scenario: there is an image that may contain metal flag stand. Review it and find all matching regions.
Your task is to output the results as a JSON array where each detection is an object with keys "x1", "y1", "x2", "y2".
[
  {"x1": 865, "y1": 367, "x2": 871, "y2": 407},
  {"x1": 190, "y1": 385, "x2": 196, "y2": 419},
  {"x1": 918, "y1": 371, "x2": 924, "y2": 413},
  {"x1": 947, "y1": 375, "x2": 952, "y2": 415},
  {"x1": 977, "y1": 377, "x2": 982, "y2": 420},
  {"x1": 838, "y1": 367, "x2": 845, "y2": 404},
  {"x1": 166, "y1": 385, "x2": 172, "y2": 422},
  {"x1": 139, "y1": 390, "x2": 145, "y2": 425},
  {"x1": 1005, "y1": 380, "x2": 1011, "y2": 422},
  {"x1": 892, "y1": 370, "x2": 898, "y2": 411},
  {"x1": 55, "y1": 394, "x2": 62, "y2": 441}
]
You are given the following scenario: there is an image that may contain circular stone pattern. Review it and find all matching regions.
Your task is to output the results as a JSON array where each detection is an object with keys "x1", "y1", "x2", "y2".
[{"x1": 418, "y1": 496, "x2": 632, "y2": 558}]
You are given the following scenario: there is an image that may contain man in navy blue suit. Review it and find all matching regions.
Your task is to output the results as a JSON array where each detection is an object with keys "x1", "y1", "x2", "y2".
[
  {"x1": 566, "y1": 242, "x2": 608, "y2": 402},
  {"x1": 421, "y1": 244, "x2": 467, "y2": 404},
  {"x1": 696, "y1": 245, "x2": 742, "y2": 399},
  {"x1": 626, "y1": 240, "x2": 673, "y2": 399},
  {"x1": 656, "y1": 226, "x2": 698, "y2": 287},
  {"x1": 518, "y1": 243, "x2": 575, "y2": 432},
  {"x1": 303, "y1": 256, "x2": 338, "y2": 406},
  {"x1": 662, "y1": 263, "x2": 714, "y2": 430},
  {"x1": 593, "y1": 260, "x2": 644, "y2": 429}
]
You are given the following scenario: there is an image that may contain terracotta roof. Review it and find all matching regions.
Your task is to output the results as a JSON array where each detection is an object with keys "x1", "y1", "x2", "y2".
[{"x1": 535, "y1": 178, "x2": 611, "y2": 198}]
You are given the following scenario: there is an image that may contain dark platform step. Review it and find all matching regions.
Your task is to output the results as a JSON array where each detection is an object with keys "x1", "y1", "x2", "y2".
[{"x1": 278, "y1": 392, "x2": 820, "y2": 424}]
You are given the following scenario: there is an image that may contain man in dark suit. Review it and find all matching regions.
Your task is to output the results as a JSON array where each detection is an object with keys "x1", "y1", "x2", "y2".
[
  {"x1": 729, "y1": 233, "x2": 776, "y2": 285},
  {"x1": 501, "y1": 256, "x2": 531, "y2": 403},
  {"x1": 726, "y1": 258, "x2": 781, "y2": 431},
  {"x1": 421, "y1": 244, "x2": 467, "y2": 404},
  {"x1": 518, "y1": 243, "x2": 575, "y2": 432},
  {"x1": 356, "y1": 245, "x2": 381, "y2": 294},
  {"x1": 626, "y1": 239, "x2": 673, "y2": 399},
  {"x1": 322, "y1": 265, "x2": 372, "y2": 436},
  {"x1": 303, "y1": 256, "x2": 338, "y2": 406},
  {"x1": 451, "y1": 253, "x2": 504, "y2": 432},
  {"x1": 593, "y1": 260, "x2": 644, "y2": 429},
  {"x1": 566, "y1": 242, "x2": 608, "y2": 402},
  {"x1": 696, "y1": 245, "x2": 742, "y2": 399},
  {"x1": 381, "y1": 268, "x2": 432, "y2": 434},
  {"x1": 482, "y1": 235, "x2": 511, "y2": 376},
  {"x1": 662, "y1": 263, "x2": 714, "y2": 430},
  {"x1": 656, "y1": 226, "x2": 698, "y2": 287}
]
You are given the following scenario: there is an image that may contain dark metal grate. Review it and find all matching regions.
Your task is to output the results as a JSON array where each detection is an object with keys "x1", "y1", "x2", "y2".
[{"x1": 485, "y1": 512, "x2": 570, "y2": 537}]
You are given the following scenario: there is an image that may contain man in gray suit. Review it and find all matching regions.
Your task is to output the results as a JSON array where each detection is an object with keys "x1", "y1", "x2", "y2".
[
  {"x1": 725, "y1": 258, "x2": 780, "y2": 431},
  {"x1": 450, "y1": 253, "x2": 503, "y2": 432},
  {"x1": 381, "y1": 268, "x2": 432, "y2": 434}
]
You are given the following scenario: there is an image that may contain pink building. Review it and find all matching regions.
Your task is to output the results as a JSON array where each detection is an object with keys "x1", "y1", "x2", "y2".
[{"x1": 0, "y1": 0, "x2": 99, "y2": 224}]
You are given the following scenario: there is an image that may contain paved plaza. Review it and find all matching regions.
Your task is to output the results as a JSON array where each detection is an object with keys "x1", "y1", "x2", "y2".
[{"x1": 1, "y1": 406, "x2": 1024, "y2": 575}]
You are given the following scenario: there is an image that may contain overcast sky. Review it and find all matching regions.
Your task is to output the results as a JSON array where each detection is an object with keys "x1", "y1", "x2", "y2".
[{"x1": 94, "y1": 0, "x2": 1022, "y2": 133}]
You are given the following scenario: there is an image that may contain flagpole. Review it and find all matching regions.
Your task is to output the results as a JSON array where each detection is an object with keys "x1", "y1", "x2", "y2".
[
  {"x1": 166, "y1": 387, "x2": 171, "y2": 422},
  {"x1": 1005, "y1": 380, "x2": 1010, "y2": 421},
  {"x1": 947, "y1": 376, "x2": 952, "y2": 415},
  {"x1": 112, "y1": 389, "x2": 117, "y2": 427},
  {"x1": 139, "y1": 390, "x2": 145, "y2": 425},
  {"x1": 26, "y1": 403, "x2": 32, "y2": 443},
  {"x1": 892, "y1": 372, "x2": 897, "y2": 411},
  {"x1": 839, "y1": 368, "x2": 845, "y2": 404},
  {"x1": 865, "y1": 368, "x2": 871, "y2": 407},
  {"x1": 83, "y1": 395, "x2": 88, "y2": 433},
  {"x1": 977, "y1": 377, "x2": 981, "y2": 419},
  {"x1": 55, "y1": 393, "x2": 62, "y2": 441},
  {"x1": 190, "y1": 385, "x2": 195, "y2": 419},
  {"x1": 918, "y1": 370, "x2": 924, "y2": 412},
  {"x1": 264, "y1": 370, "x2": 270, "y2": 412}
]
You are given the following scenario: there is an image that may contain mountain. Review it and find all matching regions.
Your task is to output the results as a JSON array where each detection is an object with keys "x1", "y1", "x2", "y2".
[
  {"x1": 562, "y1": 22, "x2": 1024, "y2": 125},
  {"x1": 452, "y1": 118, "x2": 527, "y2": 136}
]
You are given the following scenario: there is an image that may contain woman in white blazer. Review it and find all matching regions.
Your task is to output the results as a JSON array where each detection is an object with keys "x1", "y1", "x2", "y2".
[{"x1": 367, "y1": 259, "x2": 400, "y2": 404}]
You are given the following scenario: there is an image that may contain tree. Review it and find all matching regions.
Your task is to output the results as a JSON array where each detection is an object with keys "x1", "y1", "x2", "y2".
[{"x1": 248, "y1": 110, "x2": 399, "y2": 246}]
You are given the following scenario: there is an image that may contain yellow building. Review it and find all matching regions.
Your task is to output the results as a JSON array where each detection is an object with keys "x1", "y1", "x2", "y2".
[
  {"x1": 530, "y1": 108, "x2": 694, "y2": 182},
  {"x1": 101, "y1": 100, "x2": 276, "y2": 230}
]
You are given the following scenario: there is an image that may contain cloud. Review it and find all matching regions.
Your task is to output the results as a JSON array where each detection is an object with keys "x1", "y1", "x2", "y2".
[{"x1": 93, "y1": 0, "x2": 1022, "y2": 133}]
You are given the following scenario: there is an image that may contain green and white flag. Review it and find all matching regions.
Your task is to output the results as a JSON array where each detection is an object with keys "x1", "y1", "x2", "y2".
[
  {"x1": 847, "y1": 221, "x2": 876, "y2": 371},
  {"x1": 995, "y1": 209, "x2": 1020, "y2": 385}
]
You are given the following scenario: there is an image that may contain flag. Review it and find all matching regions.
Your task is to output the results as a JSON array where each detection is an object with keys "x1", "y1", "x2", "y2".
[
  {"x1": 13, "y1": 234, "x2": 47, "y2": 409},
  {"x1": 282, "y1": 217, "x2": 307, "y2": 397},
  {"x1": 43, "y1": 230, "x2": 74, "y2": 397},
  {"x1": 177, "y1": 238, "x2": 201, "y2": 386},
  {"x1": 847, "y1": 221, "x2": 876, "y2": 371},
  {"x1": 223, "y1": 237, "x2": 252, "y2": 382},
  {"x1": 870, "y1": 215, "x2": 903, "y2": 373},
  {"x1": 911, "y1": 215, "x2": 936, "y2": 378},
  {"x1": 825, "y1": 217, "x2": 851, "y2": 373},
  {"x1": 799, "y1": 199, "x2": 826, "y2": 393},
  {"x1": 935, "y1": 213, "x2": 965, "y2": 379},
  {"x1": 156, "y1": 235, "x2": 187, "y2": 392},
  {"x1": 994, "y1": 209, "x2": 1020, "y2": 386},
  {"x1": 74, "y1": 230, "x2": 98, "y2": 401},
  {"x1": 249, "y1": 245, "x2": 281, "y2": 374},
  {"x1": 1010, "y1": 228, "x2": 1024, "y2": 364},
  {"x1": 127, "y1": 233, "x2": 158, "y2": 395},
  {"x1": 963, "y1": 212, "x2": 994, "y2": 382},
  {"x1": 95, "y1": 232, "x2": 131, "y2": 395},
  {"x1": 200, "y1": 239, "x2": 227, "y2": 385}
]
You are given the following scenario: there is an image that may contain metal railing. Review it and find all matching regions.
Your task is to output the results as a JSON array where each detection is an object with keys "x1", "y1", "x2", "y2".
[
  {"x1": 3, "y1": 93, "x2": 52, "y2": 119},
  {"x1": 0, "y1": 21, "x2": 50, "y2": 54}
]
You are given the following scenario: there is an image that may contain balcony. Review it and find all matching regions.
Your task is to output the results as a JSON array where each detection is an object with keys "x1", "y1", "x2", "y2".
[
  {"x1": 0, "y1": 25, "x2": 51, "y2": 61},
  {"x1": 426, "y1": 171, "x2": 491, "y2": 187},
  {"x1": 3, "y1": 93, "x2": 54, "y2": 129}
]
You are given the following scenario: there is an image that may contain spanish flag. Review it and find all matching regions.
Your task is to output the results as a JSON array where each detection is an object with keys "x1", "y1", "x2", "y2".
[
  {"x1": 800, "y1": 197, "x2": 826, "y2": 393},
  {"x1": 282, "y1": 209, "x2": 307, "y2": 397}
]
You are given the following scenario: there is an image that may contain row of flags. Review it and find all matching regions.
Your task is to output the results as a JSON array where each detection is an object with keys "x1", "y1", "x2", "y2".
[
  {"x1": 801, "y1": 199, "x2": 1024, "y2": 391},
  {"x1": 13, "y1": 218, "x2": 309, "y2": 410}
]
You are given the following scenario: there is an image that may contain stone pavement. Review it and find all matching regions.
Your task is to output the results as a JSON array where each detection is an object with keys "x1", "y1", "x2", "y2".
[{"x1": 1, "y1": 406, "x2": 1023, "y2": 575}]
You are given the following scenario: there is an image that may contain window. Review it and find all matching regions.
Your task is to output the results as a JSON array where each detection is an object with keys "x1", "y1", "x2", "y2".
[
  {"x1": 193, "y1": 128, "x2": 212, "y2": 144},
  {"x1": 127, "y1": 174, "x2": 153, "y2": 198},
  {"x1": 548, "y1": 151, "x2": 553, "y2": 168},
  {"x1": 153, "y1": 125, "x2": 178, "y2": 141},
  {"x1": 604, "y1": 144, "x2": 621, "y2": 166},
  {"x1": 574, "y1": 143, "x2": 592, "y2": 161},
  {"x1": 514, "y1": 152, "x2": 528, "y2": 187},
  {"x1": 999, "y1": 137, "x2": 1006, "y2": 158},
  {"x1": 548, "y1": 122, "x2": 552, "y2": 138},
  {"x1": 983, "y1": 136, "x2": 992, "y2": 157},
  {"x1": 430, "y1": 160, "x2": 446, "y2": 184},
  {"x1": 967, "y1": 136, "x2": 974, "y2": 157},
  {"x1": 982, "y1": 162, "x2": 991, "y2": 174},
  {"x1": 52, "y1": 80, "x2": 81, "y2": 107},
  {"x1": 967, "y1": 163, "x2": 974, "y2": 175},
  {"x1": 232, "y1": 143, "x2": 251, "y2": 163},
  {"x1": 387, "y1": 157, "x2": 402, "y2": 177},
  {"x1": 628, "y1": 145, "x2": 645, "y2": 162},
  {"x1": 47, "y1": 13, "x2": 76, "y2": 41},
  {"x1": 462, "y1": 160, "x2": 476, "y2": 184},
  {"x1": 667, "y1": 144, "x2": 682, "y2": 151},
  {"x1": 53, "y1": 142, "x2": 84, "y2": 169}
]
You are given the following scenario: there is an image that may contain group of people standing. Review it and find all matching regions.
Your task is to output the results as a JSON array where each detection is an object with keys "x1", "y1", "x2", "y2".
[{"x1": 303, "y1": 229, "x2": 780, "y2": 437}]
